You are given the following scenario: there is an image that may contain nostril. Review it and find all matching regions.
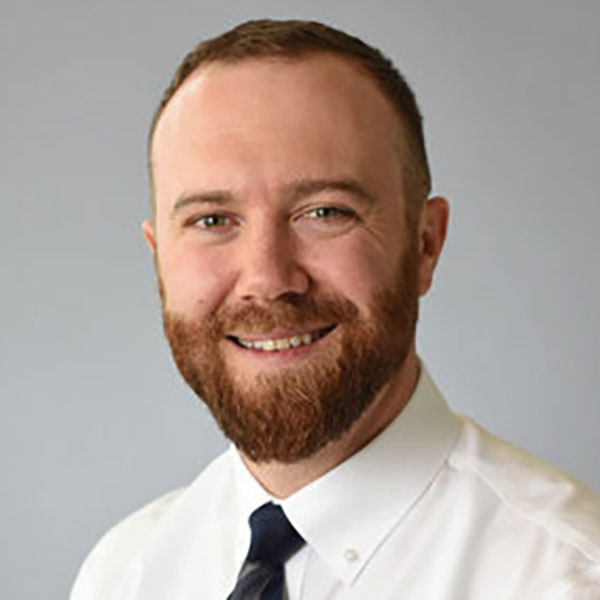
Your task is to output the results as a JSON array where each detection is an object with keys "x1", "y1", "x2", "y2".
[{"x1": 235, "y1": 262, "x2": 311, "y2": 302}]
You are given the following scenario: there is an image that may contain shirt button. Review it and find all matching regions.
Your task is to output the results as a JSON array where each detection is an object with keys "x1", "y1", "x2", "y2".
[{"x1": 343, "y1": 548, "x2": 359, "y2": 563}]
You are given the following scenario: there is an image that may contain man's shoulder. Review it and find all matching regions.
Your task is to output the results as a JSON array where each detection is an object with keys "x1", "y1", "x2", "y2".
[
  {"x1": 450, "y1": 417, "x2": 600, "y2": 566},
  {"x1": 70, "y1": 448, "x2": 234, "y2": 599}
]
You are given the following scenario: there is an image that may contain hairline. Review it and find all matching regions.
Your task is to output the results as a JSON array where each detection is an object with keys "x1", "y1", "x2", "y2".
[{"x1": 148, "y1": 51, "x2": 427, "y2": 228}]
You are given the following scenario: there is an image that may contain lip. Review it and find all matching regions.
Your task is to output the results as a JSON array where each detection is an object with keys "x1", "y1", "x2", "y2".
[
  {"x1": 227, "y1": 325, "x2": 334, "y2": 344},
  {"x1": 225, "y1": 324, "x2": 337, "y2": 358}
]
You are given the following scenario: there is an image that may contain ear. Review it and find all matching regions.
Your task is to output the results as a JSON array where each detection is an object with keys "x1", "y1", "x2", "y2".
[
  {"x1": 417, "y1": 196, "x2": 449, "y2": 296},
  {"x1": 141, "y1": 220, "x2": 156, "y2": 254}
]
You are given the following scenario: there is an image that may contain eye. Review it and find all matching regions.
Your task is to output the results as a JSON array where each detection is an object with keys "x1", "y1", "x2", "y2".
[
  {"x1": 304, "y1": 206, "x2": 356, "y2": 221},
  {"x1": 293, "y1": 204, "x2": 359, "y2": 238},
  {"x1": 186, "y1": 213, "x2": 233, "y2": 231},
  {"x1": 198, "y1": 214, "x2": 228, "y2": 228}
]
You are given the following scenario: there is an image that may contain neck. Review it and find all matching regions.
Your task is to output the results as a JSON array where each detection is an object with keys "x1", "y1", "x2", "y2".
[{"x1": 239, "y1": 349, "x2": 420, "y2": 498}]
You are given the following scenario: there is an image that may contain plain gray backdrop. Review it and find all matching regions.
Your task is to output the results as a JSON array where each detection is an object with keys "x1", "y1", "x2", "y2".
[{"x1": 2, "y1": 1, "x2": 599, "y2": 598}]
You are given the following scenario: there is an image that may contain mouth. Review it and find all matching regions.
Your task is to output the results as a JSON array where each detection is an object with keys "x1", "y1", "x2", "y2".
[{"x1": 227, "y1": 325, "x2": 337, "y2": 353}]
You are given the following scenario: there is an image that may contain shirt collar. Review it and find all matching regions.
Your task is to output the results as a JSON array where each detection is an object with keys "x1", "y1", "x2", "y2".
[
  {"x1": 231, "y1": 446, "x2": 274, "y2": 517},
  {"x1": 232, "y1": 364, "x2": 460, "y2": 585}
]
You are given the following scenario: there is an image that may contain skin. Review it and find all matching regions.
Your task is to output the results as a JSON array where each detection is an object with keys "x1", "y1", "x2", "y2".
[{"x1": 143, "y1": 54, "x2": 448, "y2": 498}]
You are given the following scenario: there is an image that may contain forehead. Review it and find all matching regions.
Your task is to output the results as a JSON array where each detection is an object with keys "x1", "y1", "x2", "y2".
[{"x1": 150, "y1": 54, "x2": 405, "y2": 209}]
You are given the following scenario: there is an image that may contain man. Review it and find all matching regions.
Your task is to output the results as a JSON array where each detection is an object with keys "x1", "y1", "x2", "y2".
[{"x1": 71, "y1": 19, "x2": 600, "y2": 599}]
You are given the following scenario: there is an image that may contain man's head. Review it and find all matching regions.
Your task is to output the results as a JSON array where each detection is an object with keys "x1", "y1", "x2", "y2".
[
  {"x1": 143, "y1": 20, "x2": 448, "y2": 463},
  {"x1": 148, "y1": 19, "x2": 431, "y2": 229}
]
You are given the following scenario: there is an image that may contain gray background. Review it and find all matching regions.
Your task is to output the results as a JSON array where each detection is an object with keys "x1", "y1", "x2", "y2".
[{"x1": 2, "y1": 1, "x2": 599, "y2": 598}]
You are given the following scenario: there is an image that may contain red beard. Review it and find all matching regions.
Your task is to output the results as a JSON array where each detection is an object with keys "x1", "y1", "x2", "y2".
[{"x1": 161, "y1": 242, "x2": 419, "y2": 463}]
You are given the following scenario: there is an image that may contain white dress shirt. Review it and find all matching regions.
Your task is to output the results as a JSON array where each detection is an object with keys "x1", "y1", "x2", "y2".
[{"x1": 71, "y1": 368, "x2": 600, "y2": 599}]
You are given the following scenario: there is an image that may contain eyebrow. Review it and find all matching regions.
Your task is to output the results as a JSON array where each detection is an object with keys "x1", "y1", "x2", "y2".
[
  {"x1": 282, "y1": 178, "x2": 376, "y2": 206},
  {"x1": 170, "y1": 177, "x2": 376, "y2": 219},
  {"x1": 171, "y1": 190, "x2": 234, "y2": 219}
]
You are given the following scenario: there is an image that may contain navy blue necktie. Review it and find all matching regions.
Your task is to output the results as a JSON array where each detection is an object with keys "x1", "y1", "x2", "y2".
[{"x1": 228, "y1": 502, "x2": 305, "y2": 600}]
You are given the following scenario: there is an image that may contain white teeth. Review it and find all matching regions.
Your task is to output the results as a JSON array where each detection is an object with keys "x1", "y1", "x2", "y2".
[
  {"x1": 237, "y1": 331, "x2": 322, "y2": 352},
  {"x1": 274, "y1": 339, "x2": 290, "y2": 351}
]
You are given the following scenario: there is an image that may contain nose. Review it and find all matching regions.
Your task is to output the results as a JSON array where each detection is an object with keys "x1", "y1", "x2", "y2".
[{"x1": 234, "y1": 221, "x2": 310, "y2": 302}]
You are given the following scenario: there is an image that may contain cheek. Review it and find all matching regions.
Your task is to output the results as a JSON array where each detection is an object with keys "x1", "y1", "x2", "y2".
[
  {"x1": 157, "y1": 245, "x2": 231, "y2": 315},
  {"x1": 306, "y1": 238, "x2": 397, "y2": 311}
]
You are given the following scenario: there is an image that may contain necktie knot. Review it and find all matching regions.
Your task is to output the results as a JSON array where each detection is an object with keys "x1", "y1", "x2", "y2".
[
  {"x1": 247, "y1": 502, "x2": 304, "y2": 566},
  {"x1": 228, "y1": 502, "x2": 305, "y2": 600}
]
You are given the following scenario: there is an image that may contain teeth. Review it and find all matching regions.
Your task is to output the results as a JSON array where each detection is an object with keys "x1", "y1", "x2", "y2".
[
  {"x1": 274, "y1": 339, "x2": 289, "y2": 351},
  {"x1": 237, "y1": 331, "x2": 323, "y2": 352}
]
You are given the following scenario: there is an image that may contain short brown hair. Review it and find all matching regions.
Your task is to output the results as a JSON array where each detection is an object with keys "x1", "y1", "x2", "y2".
[{"x1": 149, "y1": 19, "x2": 431, "y2": 223}]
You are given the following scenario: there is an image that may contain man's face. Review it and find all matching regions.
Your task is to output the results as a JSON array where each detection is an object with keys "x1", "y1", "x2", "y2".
[{"x1": 146, "y1": 55, "x2": 432, "y2": 462}]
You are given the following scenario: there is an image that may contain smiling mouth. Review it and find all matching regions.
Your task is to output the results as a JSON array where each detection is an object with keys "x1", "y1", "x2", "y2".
[{"x1": 228, "y1": 325, "x2": 336, "y2": 352}]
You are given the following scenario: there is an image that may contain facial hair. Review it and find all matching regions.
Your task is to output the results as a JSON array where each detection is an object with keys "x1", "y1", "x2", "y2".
[{"x1": 161, "y1": 241, "x2": 419, "y2": 464}]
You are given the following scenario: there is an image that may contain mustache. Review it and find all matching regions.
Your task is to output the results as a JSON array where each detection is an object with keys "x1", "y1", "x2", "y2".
[{"x1": 210, "y1": 294, "x2": 360, "y2": 335}]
